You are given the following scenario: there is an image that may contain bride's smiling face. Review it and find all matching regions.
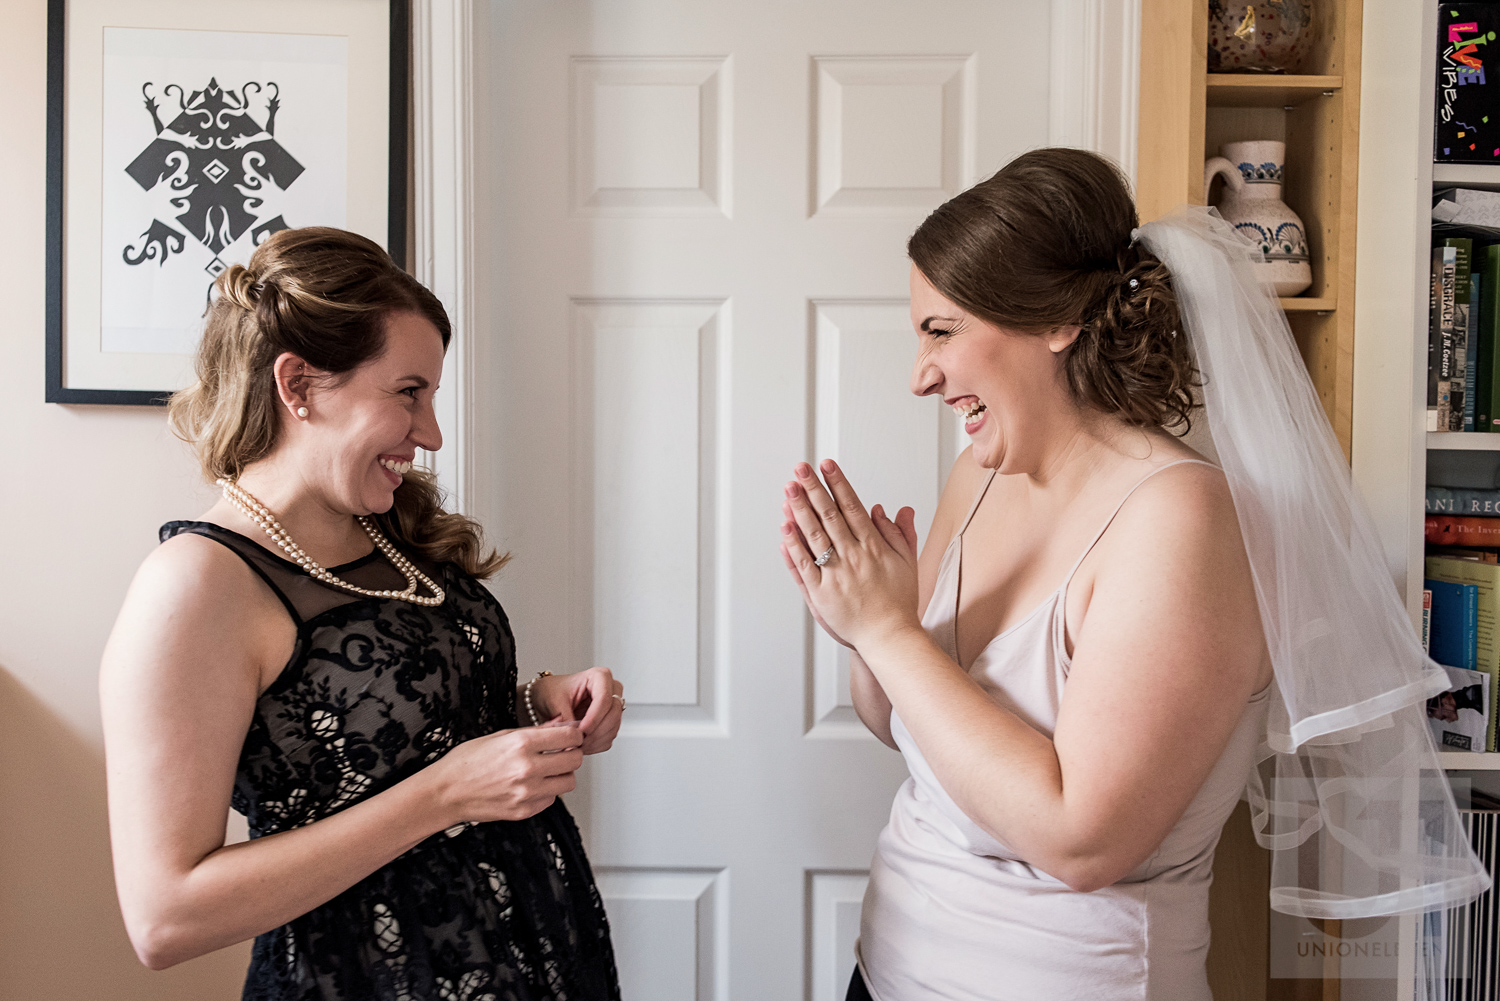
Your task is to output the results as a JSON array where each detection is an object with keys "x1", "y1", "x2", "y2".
[{"x1": 908, "y1": 264, "x2": 1080, "y2": 472}]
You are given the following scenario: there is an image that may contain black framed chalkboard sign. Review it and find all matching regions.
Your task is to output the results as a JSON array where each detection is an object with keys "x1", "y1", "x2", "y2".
[{"x1": 44, "y1": 0, "x2": 409, "y2": 405}]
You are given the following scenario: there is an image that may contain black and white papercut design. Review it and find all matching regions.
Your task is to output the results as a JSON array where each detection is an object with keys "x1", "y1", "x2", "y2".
[{"x1": 101, "y1": 28, "x2": 348, "y2": 355}]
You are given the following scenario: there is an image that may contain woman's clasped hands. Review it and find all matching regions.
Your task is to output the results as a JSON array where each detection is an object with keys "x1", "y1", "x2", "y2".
[
  {"x1": 428, "y1": 666, "x2": 623, "y2": 825},
  {"x1": 532, "y1": 667, "x2": 626, "y2": 754},
  {"x1": 779, "y1": 459, "x2": 923, "y2": 652}
]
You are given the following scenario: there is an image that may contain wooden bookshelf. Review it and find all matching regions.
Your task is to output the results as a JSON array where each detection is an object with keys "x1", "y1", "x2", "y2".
[
  {"x1": 1281, "y1": 297, "x2": 1336, "y2": 312},
  {"x1": 1206, "y1": 74, "x2": 1343, "y2": 108},
  {"x1": 1138, "y1": 0, "x2": 1363, "y2": 462},
  {"x1": 1138, "y1": 3, "x2": 1365, "y2": 1000}
]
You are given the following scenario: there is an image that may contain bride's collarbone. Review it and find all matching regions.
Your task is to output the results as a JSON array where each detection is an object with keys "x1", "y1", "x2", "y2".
[{"x1": 952, "y1": 489, "x2": 1145, "y2": 660}]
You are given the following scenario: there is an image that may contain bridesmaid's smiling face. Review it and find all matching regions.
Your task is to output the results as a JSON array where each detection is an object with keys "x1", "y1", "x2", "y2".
[
  {"x1": 907, "y1": 265, "x2": 1081, "y2": 474},
  {"x1": 284, "y1": 311, "x2": 447, "y2": 516}
]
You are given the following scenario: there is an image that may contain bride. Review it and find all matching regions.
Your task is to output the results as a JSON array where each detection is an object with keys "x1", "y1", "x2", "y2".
[{"x1": 780, "y1": 148, "x2": 1489, "y2": 1000}]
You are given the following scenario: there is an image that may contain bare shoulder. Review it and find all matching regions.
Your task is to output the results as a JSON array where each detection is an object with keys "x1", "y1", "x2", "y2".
[
  {"x1": 139, "y1": 530, "x2": 276, "y2": 611},
  {"x1": 1091, "y1": 456, "x2": 1254, "y2": 607},
  {"x1": 103, "y1": 531, "x2": 290, "y2": 693},
  {"x1": 1112, "y1": 458, "x2": 1237, "y2": 545}
]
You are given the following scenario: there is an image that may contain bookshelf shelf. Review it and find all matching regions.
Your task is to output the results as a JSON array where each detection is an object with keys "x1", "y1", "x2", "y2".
[
  {"x1": 1205, "y1": 74, "x2": 1343, "y2": 108},
  {"x1": 1433, "y1": 162, "x2": 1500, "y2": 190},
  {"x1": 1280, "y1": 296, "x2": 1335, "y2": 312},
  {"x1": 1438, "y1": 751, "x2": 1500, "y2": 770},
  {"x1": 1427, "y1": 432, "x2": 1500, "y2": 451}
]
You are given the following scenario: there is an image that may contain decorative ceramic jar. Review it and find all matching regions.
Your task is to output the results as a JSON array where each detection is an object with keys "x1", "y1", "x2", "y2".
[
  {"x1": 1204, "y1": 140, "x2": 1312, "y2": 296},
  {"x1": 1208, "y1": 0, "x2": 1316, "y2": 73}
]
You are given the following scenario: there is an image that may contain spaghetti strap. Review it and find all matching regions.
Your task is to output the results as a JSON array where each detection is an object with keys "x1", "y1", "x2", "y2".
[
  {"x1": 1059, "y1": 458, "x2": 1220, "y2": 591},
  {"x1": 955, "y1": 468, "x2": 1001, "y2": 538}
]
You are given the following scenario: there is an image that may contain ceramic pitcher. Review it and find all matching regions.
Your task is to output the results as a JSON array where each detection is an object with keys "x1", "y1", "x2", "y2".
[{"x1": 1203, "y1": 140, "x2": 1312, "y2": 296}]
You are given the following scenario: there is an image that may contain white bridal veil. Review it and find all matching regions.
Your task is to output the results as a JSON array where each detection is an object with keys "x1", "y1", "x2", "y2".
[{"x1": 1135, "y1": 208, "x2": 1491, "y2": 923}]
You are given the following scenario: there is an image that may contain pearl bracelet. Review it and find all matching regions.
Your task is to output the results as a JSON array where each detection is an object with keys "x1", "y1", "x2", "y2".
[{"x1": 523, "y1": 671, "x2": 553, "y2": 726}]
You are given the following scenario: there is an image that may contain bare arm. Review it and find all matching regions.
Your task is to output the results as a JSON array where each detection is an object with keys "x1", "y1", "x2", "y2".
[
  {"x1": 848, "y1": 448, "x2": 986, "y2": 748},
  {"x1": 101, "y1": 537, "x2": 582, "y2": 969},
  {"x1": 787, "y1": 462, "x2": 1269, "y2": 892}
]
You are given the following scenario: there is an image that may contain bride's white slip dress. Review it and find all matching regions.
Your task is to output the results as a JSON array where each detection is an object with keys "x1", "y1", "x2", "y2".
[{"x1": 858, "y1": 460, "x2": 1271, "y2": 1001}]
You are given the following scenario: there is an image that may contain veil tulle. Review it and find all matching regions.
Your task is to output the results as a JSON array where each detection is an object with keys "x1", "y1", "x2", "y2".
[{"x1": 1134, "y1": 208, "x2": 1491, "y2": 923}]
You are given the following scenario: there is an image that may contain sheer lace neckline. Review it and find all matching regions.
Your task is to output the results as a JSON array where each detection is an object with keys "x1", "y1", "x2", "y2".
[{"x1": 167, "y1": 519, "x2": 381, "y2": 575}]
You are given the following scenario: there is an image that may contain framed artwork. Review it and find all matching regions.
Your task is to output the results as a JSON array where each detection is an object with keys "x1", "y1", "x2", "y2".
[{"x1": 45, "y1": 0, "x2": 408, "y2": 405}]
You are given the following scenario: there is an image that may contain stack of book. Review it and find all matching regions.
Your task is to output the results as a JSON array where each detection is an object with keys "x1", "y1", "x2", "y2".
[
  {"x1": 1425, "y1": 484, "x2": 1500, "y2": 752},
  {"x1": 1427, "y1": 233, "x2": 1495, "y2": 433}
]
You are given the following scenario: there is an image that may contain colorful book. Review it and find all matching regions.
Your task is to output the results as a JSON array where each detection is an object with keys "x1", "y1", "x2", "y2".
[
  {"x1": 1426, "y1": 514, "x2": 1500, "y2": 546},
  {"x1": 1425, "y1": 575, "x2": 1479, "y2": 672},
  {"x1": 1480, "y1": 243, "x2": 1500, "y2": 431},
  {"x1": 1427, "y1": 485, "x2": 1500, "y2": 515},
  {"x1": 1446, "y1": 238, "x2": 1473, "y2": 431},
  {"x1": 1426, "y1": 664, "x2": 1491, "y2": 752},
  {"x1": 1426, "y1": 555, "x2": 1500, "y2": 751},
  {"x1": 1435, "y1": 7, "x2": 1500, "y2": 163}
]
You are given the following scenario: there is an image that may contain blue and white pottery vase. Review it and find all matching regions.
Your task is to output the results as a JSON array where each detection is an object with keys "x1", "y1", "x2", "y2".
[{"x1": 1203, "y1": 140, "x2": 1312, "y2": 296}]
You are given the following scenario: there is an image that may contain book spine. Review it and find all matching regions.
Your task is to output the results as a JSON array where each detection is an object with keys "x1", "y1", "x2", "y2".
[
  {"x1": 1439, "y1": 246, "x2": 1458, "y2": 430},
  {"x1": 1431, "y1": 246, "x2": 1445, "y2": 431},
  {"x1": 1446, "y1": 238, "x2": 1473, "y2": 431},
  {"x1": 1426, "y1": 486, "x2": 1500, "y2": 515},
  {"x1": 1425, "y1": 514, "x2": 1500, "y2": 545},
  {"x1": 1423, "y1": 588, "x2": 1433, "y2": 655},
  {"x1": 1481, "y1": 244, "x2": 1500, "y2": 431},
  {"x1": 1466, "y1": 270, "x2": 1481, "y2": 431},
  {"x1": 1464, "y1": 583, "x2": 1479, "y2": 671}
]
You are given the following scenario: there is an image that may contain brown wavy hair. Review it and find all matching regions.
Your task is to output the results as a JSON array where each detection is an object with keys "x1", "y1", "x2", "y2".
[
  {"x1": 907, "y1": 147, "x2": 1197, "y2": 432},
  {"x1": 169, "y1": 227, "x2": 507, "y2": 578}
]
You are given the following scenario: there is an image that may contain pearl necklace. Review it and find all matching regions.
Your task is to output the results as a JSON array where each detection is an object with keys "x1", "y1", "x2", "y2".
[{"x1": 217, "y1": 478, "x2": 446, "y2": 607}]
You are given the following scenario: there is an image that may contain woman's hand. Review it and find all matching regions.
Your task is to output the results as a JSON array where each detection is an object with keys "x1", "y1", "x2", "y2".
[
  {"x1": 429, "y1": 723, "x2": 585, "y2": 824},
  {"x1": 779, "y1": 459, "x2": 923, "y2": 651},
  {"x1": 782, "y1": 499, "x2": 855, "y2": 649},
  {"x1": 531, "y1": 668, "x2": 625, "y2": 754}
]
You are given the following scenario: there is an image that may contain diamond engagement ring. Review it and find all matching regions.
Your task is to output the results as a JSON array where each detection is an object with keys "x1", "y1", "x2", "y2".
[{"x1": 815, "y1": 546, "x2": 836, "y2": 567}]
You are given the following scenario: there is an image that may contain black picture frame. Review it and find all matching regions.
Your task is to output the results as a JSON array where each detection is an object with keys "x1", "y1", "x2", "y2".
[{"x1": 43, "y1": 0, "x2": 410, "y2": 406}]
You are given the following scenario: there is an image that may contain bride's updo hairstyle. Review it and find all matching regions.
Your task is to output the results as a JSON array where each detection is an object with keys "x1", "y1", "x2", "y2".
[
  {"x1": 169, "y1": 226, "x2": 505, "y2": 577},
  {"x1": 908, "y1": 147, "x2": 1197, "y2": 432}
]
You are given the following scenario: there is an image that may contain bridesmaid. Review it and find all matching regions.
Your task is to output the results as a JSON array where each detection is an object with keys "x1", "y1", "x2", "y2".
[{"x1": 101, "y1": 227, "x2": 623, "y2": 1000}]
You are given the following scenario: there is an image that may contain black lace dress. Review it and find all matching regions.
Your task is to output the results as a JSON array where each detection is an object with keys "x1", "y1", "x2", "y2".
[{"x1": 160, "y1": 522, "x2": 620, "y2": 1001}]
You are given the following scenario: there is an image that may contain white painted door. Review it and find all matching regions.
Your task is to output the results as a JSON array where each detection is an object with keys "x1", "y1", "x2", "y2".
[{"x1": 473, "y1": 3, "x2": 1050, "y2": 997}]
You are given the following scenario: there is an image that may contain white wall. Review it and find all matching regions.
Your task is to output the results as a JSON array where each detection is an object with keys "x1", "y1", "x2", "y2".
[{"x1": 0, "y1": 2, "x2": 249, "y2": 996}]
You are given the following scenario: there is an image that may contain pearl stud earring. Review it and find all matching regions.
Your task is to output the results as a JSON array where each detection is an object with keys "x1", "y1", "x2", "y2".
[{"x1": 296, "y1": 406, "x2": 309, "y2": 419}]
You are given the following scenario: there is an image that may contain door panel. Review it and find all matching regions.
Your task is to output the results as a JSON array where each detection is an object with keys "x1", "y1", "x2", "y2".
[
  {"x1": 813, "y1": 56, "x2": 975, "y2": 215},
  {"x1": 574, "y1": 299, "x2": 728, "y2": 729},
  {"x1": 476, "y1": 3, "x2": 1050, "y2": 995}
]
